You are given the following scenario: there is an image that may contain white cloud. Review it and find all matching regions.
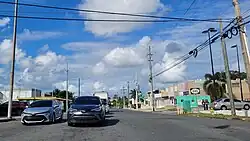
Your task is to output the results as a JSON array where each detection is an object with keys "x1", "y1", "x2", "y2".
[
  {"x1": 104, "y1": 47, "x2": 145, "y2": 67},
  {"x1": 61, "y1": 42, "x2": 119, "y2": 51},
  {"x1": 102, "y1": 36, "x2": 151, "y2": 67},
  {"x1": 38, "y1": 44, "x2": 49, "y2": 53},
  {"x1": 0, "y1": 39, "x2": 26, "y2": 65},
  {"x1": 0, "y1": 17, "x2": 10, "y2": 27},
  {"x1": 93, "y1": 81, "x2": 106, "y2": 91},
  {"x1": 18, "y1": 29, "x2": 64, "y2": 41},
  {"x1": 78, "y1": 0, "x2": 166, "y2": 36},
  {"x1": 93, "y1": 62, "x2": 108, "y2": 75}
]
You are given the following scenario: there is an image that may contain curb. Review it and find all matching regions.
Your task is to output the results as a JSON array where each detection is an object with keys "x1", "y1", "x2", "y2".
[{"x1": 0, "y1": 117, "x2": 20, "y2": 123}]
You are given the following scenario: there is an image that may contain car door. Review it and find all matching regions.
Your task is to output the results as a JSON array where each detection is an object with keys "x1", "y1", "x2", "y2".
[{"x1": 223, "y1": 98, "x2": 231, "y2": 108}]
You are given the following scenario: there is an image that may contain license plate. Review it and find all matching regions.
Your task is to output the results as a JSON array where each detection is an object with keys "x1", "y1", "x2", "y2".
[{"x1": 74, "y1": 111, "x2": 83, "y2": 115}]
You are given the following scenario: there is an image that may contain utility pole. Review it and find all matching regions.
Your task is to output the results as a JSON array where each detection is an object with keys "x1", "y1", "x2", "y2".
[
  {"x1": 233, "y1": 0, "x2": 250, "y2": 93},
  {"x1": 78, "y1": 78, "x2": 81, "y2": 97},
  {"x1": 122, "y1": 86, "x2": 126, "y2": 108},
  {"x1": 148, "y1": 45, "x2": 155, "y2": 111},
  {"x1": 7, "y1": 0, "x2": 19, "y2": 119},
  {"x1": 66, "y1": 62, "x2": 69, "y2": 112},
  {"x1": 220, "y1": 19, "x2": 236, "y2": 116},
  {"x1": 135, "y1": 72, "x2": 139, "y2": 110},
  {"x1": 127, "y1": 81, "x2": 130, "y2": 108}
]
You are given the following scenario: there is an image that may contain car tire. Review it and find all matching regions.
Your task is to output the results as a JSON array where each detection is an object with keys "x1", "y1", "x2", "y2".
[
  {"x1": 67, "y1": 122, "x2": 74, "y2": 126},
  {"x1": 50, "y1": 113, "x2": 55, "y2": 124},
  {"x1": 243, "y1": 104, "x2": 250, "y2": 110},
  {"x1": 221, "y1": 106, "x2": 227, "y2": 110},
  {"x1": 59, "y1": 113, "x2": 63, "y2": 122}
]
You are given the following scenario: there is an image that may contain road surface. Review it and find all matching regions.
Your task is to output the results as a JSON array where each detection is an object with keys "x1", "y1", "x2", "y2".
[{"x1": 0, "y1": 109, "x2": 250, "y2": 141}]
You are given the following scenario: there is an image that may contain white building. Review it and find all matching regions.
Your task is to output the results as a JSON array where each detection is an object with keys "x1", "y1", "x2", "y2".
[{"x1": 0, "y1": 88, "x2": 42, "y2": 103}]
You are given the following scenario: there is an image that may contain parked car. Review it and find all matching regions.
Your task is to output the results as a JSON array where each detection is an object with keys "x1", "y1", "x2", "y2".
[
  {"x1": 0, "y1": 101, "x2": 28, "y2": 116},
  {"x1": 67, "y1": 96, "x2": 105, "y2": 126},
  {"x1": 211, "y1": 98, "x2": 250, "y2": 110},
  {"x1": 21, "y1": 100, "x2": 63, "y2": 125}
]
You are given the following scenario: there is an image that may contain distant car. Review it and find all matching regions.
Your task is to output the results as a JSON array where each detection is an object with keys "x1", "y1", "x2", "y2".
[
  {"x1": 211, "y1": 98, "x2": 250, "y2": 110},
  {"x1": 67, "y1": 96, "x2": 105, "y2": 126},
  {"x1": 21, "y1": 100, "x2": 63, "y2": 125},
  {"x1": 0, "y1": 101, "x2": 27, "y2": 116}
]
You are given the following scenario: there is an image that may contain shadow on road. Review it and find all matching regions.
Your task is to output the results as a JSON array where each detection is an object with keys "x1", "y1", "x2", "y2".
[
  {"x1": 105, "y1": 115, "x2": 114, "y2": 118},
  {"x1": 214, "y1": 125, "x2": 230, "y2": 129},
  {"x1": 73, "y1": 119, "x2": 120, "y2": 128},
  {"x1": 22, "y1": 119, "x2": 67, "y2": 126}
]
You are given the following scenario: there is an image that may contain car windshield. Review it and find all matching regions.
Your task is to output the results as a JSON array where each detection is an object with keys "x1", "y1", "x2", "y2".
[
  {"x1": 74, "y1": 97, "x2": 100, "y2": 105},
  {"x1": 29, "y1": 100, "x2": 52, "y2": 108}
]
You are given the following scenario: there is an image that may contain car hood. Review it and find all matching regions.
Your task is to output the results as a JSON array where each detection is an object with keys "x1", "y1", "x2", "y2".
[
  {"x1": 23, "y1": 107, "x2": 52, "y2": 114},
  {"x1": 71, "y1": 104, "x2": 100, "y2": 110}
]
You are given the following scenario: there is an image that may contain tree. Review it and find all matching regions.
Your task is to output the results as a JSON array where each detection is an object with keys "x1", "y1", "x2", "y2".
[
  {"x1": 203, "y1": 73, "x2": 225, "y2": 101},
  {"x1": 203, "y1": 70, "x2": 244, "y2": 101},
  {"x1": 50, "y1": 89, "x2": 74, "y2": 100}
]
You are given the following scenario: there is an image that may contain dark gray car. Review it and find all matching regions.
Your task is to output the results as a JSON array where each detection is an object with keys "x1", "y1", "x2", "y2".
[
  {"x1": 21, "y1": 100, "x2": 63, "y2": 125},
  {"x1": 67, "y1": 96, "x2": 105, "y2": 126}
]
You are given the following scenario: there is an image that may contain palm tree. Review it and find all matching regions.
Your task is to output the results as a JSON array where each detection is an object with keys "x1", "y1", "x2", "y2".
[{"x1": 203, "y1": 73, "x2": 225, "y2": 101}]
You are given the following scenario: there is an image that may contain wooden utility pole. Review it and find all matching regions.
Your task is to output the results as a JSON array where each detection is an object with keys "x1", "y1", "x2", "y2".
[
  {"x1": 127, "y1": 81, "x2": 130, "y2": 108},
  {"x1": 233, "y1": 0, "x2": 250, "y2": 93},
  {"x1": 66, "y1": 62, "x2": 69, "y2": 112},
  {"x1": 148, "y1": 45, "x2": 155, "y2": 111},
  {"x1": 7, "y1": 0, "x2": 19, "y2": 119},
  {"x1": 220, "y1": 19, "x2": 236, "y2": 116}
]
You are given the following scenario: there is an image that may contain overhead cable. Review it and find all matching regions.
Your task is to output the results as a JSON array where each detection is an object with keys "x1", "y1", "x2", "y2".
[{"x1": 0, "y1": 1, "x2": 231, "y2": 23}]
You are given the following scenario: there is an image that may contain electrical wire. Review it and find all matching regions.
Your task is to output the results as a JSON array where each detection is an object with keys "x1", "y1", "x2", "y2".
[
  {"x1": 153, "y1": 18, "x2": 238, "y2": 78},
  {"x1": 0, "y1": 14, "x2": 177, "y2": 22},
  {"x1": 184, "y1": 0, "x2": 197, "y2": 15},
  {"x1": 0, "y1": 1, "x2": 231, "y2": 23}
]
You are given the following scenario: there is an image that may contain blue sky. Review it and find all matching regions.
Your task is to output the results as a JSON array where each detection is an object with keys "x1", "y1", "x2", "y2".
[{"x1": 0, "y1": 0, "x2": 250, "y2": 96}]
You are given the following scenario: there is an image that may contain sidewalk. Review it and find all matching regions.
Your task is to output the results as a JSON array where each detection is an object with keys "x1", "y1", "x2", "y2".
[{"x1": 0, "y1": 116, "x2": 21, "y2": 122}]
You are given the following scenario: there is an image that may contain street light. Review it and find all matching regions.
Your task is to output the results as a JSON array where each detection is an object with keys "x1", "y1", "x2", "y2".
[
  {"x1": 231, "y1": 44, "x2": 244, "y2": 101},
  {"x1": 202, "y1": 28, "x2": 217, "y2": 88}
]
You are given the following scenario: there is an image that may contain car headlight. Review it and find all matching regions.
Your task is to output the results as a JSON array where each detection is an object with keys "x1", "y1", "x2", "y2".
[
  {"x1": 91, "y1": 107, "x2": 102, "y2": 112},
  {"x1": 68, "y1": 108, "x2": 77, "y2": 113}
]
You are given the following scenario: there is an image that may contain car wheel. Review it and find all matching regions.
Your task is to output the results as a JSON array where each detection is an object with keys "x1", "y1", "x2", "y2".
[
  {"x1": 67, "y1": 122, "x2": 74, "y2": 126},
  {"x1": 221, "y1": 106, "x2": 227, "y2": 110},
  {"x1": 59, "y1": 113, "x2": 63, "y2": 122},
  {"x1": 243, "y1": 104, "x2": 250, "y2": 110},
  {"x1": 50, "y1": 113, "x2": 55, "y2": 124},
  {"x1": 22, "y1": 122, "x2": 28, "y2": 126}
]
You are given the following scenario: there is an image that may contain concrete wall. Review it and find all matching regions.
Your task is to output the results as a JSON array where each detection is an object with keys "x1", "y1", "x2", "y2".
[
  {"x1": 230, "y1": 79, "x2": 250, "y2": 100},
  {"x1": 0, "y1": 88, "x2": 42, "y2": 102}
]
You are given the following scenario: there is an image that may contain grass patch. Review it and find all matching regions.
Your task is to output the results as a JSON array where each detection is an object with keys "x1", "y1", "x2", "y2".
[
  {"x1": 182, "y1": 113, "x2": 250, "y2": 121},
  {"x1": 157, "y1": 106, "x2": 177, "y2": 111}
]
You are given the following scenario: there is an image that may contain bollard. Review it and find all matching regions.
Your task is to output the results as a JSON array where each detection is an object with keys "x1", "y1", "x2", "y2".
[{"x1": 245, "y1": 110, "x2": 248, "y2": 117}]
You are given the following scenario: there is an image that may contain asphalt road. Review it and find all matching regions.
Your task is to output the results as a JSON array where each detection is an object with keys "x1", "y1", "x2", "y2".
[{"x1": 0, "y1": 109, "x2": 250, "y2": 141}]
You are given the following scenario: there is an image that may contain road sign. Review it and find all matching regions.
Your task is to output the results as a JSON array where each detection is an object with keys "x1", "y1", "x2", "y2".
[{"x1": 190, "y1": 88, "x2": 200, "y2": 95}]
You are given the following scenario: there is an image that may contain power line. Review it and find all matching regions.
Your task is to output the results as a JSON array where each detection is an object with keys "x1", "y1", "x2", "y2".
[
  {"x1": 0, "y1": 14, "x2": 232, "y2": 23},
  {"x1": 0, "y1": 1, "x2": 231, "y2": 23},
  {"x1": 184, "y1": 0, "x2": 197, "y2": 15},
  {"x1": 0, "y1": 14, "x2": 175, "y2": 22},
  {"x1": 153, "y1": 18, "x2": 240, "y2": 78}
]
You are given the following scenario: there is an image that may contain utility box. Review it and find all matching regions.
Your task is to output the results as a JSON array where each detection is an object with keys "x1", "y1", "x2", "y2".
[{"x1": 176, "y1": 95, "x2": 211, "y2": 112}]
